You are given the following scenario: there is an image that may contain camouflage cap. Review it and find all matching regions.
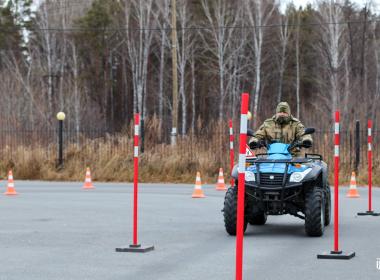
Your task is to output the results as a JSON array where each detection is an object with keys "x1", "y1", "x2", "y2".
[{"x1": 276, "y1": 102, "x2": 291, "y2": 115}]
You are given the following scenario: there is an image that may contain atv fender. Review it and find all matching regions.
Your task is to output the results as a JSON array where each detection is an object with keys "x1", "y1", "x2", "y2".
[
  {"x1": 320, "y1": 161, "x2": 328, "y2": 187},
  {"x1": 306, "y1": 161, "x2": 328, "y2": 187},
  {"x1": 231, "y1": 164, "x2": 239, "y2": 180},
  {"x1": 304, "y1": 165, "x2": 322, "y2": 181}
]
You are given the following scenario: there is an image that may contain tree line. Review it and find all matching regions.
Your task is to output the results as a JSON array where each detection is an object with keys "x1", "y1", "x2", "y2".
[{"x1": 0, "y1": 0, "x2": 379, "y2": 142}]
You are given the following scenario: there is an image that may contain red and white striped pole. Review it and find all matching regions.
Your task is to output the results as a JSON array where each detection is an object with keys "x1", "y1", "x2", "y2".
[
  {"x1": 116, "y1": 113, "x2": 154, "y2": 253},
  {"x1": 133, "y1": 113, "x2": 140, "y2": 246},
  {"x1": 333, "y1": 111, "x2": 340, "y2": 252},
  {"x1": 368, "y1": 119, "x2": 373, "y2": 212},
  {"x1": 318, "y1": 111, "x2": 355, "y2": 259},
  {"x1": 358, "y1": 120, "x2": 380, "y2": 216},
  {"x1": 229, "y1": 119, "x2": 235, "y2": 188},
  {"x1": 236, "y1": 93, "x2": 249, "y2": 280}
]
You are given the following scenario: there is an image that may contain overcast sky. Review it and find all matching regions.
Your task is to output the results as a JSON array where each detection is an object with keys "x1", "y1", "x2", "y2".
[
  {"x1": 280, "y1": 0, "x2": 380, "y2": 13},
  {"x1": 28, "y1": 0, "x2": 380, "y2": 15}
]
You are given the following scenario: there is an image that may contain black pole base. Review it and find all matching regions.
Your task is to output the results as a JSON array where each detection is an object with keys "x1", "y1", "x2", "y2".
[
  {"x1": 115, "y1": 244, "x2": 154, "y2": 253},
  {"x1": 357, "y1": 211, "x2": 380, "y2": 216},
  {"x1": 317, "y1": 250, "x2": 355, "y2": 260}
]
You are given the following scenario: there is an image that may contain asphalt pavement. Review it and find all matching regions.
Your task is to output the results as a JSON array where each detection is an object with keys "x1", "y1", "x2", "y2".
[{"x1": 0, "y1": 181, "x2": 379, "y2": 280}]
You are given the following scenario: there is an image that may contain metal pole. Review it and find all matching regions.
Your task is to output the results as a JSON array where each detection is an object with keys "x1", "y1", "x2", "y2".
[
  {"x1": 58, "y1": 119, "x2": 63, "y2": 167},
  {"x1": 355, "y1": 120, "x2": 360, "y2": 174},
  {"x1": 171, "y1": 0, "x2": 178, "y2": 145}
]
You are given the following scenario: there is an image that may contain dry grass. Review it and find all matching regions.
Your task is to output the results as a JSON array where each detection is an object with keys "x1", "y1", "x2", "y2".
[
  {"x1": 0, "y1": 134, "x2": 226, "y2": 184},
  {"x1": 0, "y1": 118, "x2": 379, "y2": 186},
  {"x1": 1, "y1": 140, "x2": 378, "y2": 186}
]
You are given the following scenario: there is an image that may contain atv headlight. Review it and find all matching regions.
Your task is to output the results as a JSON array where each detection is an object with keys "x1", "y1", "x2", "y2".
[
  {"x1": 244, "y1": 171, "x2": 256, "y2": 182},
  {"x1": 289, "y1": 168, "x2": 312, "y2": 183}
]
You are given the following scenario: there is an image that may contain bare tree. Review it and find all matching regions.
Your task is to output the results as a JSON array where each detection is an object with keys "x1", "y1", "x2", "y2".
[
  {"x1": 277, "y1": 11, "x2": 290, "y2": 103},
  {"x1": 153, "y1": 0, "x2": 170, "y2": 137},
  {"x1": 2, "y1": 47, "x2": 49, "y2": 127},
  {"x1": 124, "y1": 0, "x2": 155, "y2": 118},
  {"x1": 69, "y1": 39, "x2": 81, "y2": 139},
  {"x1": 316, "y1": 0, "x2": 347, "y2": 117},
  {"x1": 201, "y1": 0, "x2": 244, "y2": 121},
  {"x1": 343, "y1": 46, "x2": 350, "y2": 116},
  {"x1": 190, "y1": 46, "x2": 196, "y2": 134},
  {"x1": 370, "y1": 20, "x2": 380, "y2": 121},
  {"x1": 36, "y1": 1, "x2": 60, "y2": 121},
  {"x1": 2, "y1": 0, "x2": 380, "y2": 139},
  {"x1": 245, "y1": 0, "x2": 276, "y2": 127},
  {"x1": 176, "y1": 0, "x2": 194, "y2": 134},
  {"x1": 295, "y1": 10, "x2": 300, "y2": 118}
]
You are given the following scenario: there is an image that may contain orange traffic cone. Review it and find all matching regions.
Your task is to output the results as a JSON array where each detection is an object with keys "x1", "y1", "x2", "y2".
[
  {"x1": 192, "y1": 172, "x2": 205, "y2": 198},
  {"x1": 346, "y1": 171, "x2": 360, "y2": 198},
  {"x1": 216, "y1": 168, "x2": 227, "y2": 191},
  {"x1": 4, "y1": 170, "x2": 18, "y2": 195},
  {"x1": 83, "y1": 167, "x2": 95, "y2": 189}
]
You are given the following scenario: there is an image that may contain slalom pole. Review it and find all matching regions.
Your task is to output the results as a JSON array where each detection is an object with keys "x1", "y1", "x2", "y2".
[
  {"x1": 334, "y1": 111, "x2": 340, "y2": 252},
  {"x1": 317, "y1": 111, "x2": 355, "y2": 259},
  {"x1": 133, "y1": 113, "x2": 140, "y2": 246},
  {"x1": 236, "y1": 93, "x2": 249, "y2": 280},
  {"x1": 358, "y1": 119, "x2": 380, "y2": 216},
  {"x1": 229, "y1": 119, "x2": 235, "y2": 188},
  {"x1": 116, "y1": 113, "x2": 154, "y2": 253}
]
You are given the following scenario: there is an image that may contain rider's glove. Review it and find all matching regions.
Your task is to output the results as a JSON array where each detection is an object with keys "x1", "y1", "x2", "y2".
[
  {"x1": 249, "y1": 141, "x2": 259, "y2": 150},
  {"x1": 302, "y1": 139, "x2": 312, "y2": 148},
  {"x1": 249, "y1": 140, "x2": 265, "y2": 149}
]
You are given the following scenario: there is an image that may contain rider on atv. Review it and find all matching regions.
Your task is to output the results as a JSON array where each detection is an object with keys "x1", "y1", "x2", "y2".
[
  {"x1": 248, "y1": 102, "x2": 313, "y2": 156},
  {"x1": 223, "y1": 101, "x2": 330, "y2": 237}
]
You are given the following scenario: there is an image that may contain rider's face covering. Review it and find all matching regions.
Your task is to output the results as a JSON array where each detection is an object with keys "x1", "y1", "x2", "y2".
[{"x1": 276, "y1": 112, "x2": 290, "y2": 124}]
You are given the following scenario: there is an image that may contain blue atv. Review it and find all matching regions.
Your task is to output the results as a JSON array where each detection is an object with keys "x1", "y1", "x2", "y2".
[{"x1": 223, "y1": 128, "x2": 331, "y2": 237}]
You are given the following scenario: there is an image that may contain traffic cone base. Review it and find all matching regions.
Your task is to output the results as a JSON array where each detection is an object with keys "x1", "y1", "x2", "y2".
[
  {"x1": 215, "y1": 168, "x2": 227, "y2": 191},
  {"x1": 192, "y1": 189, "x2": 206, "y2": 198},
  {"x1": 216, "y1": 185, "x2": 227, "y2": 191},
  {"x1": 4, "y1": 189, "x2": 18, "y2": 195},
  {"x1": 192, "y1": 172, "x2": 205, "y2": 198},
  {"x1": 346, "y1": 188, "x2": 360, "y2": 198},
  {"x1": 83, "y1": 168, "x2": 95, "y2": 189},
  {"x1": 346, "y1": 171, "x2": 359, "y2": 198}
]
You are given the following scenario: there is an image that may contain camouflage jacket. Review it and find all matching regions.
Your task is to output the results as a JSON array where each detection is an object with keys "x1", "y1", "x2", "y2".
[{"x1": 249, "y1": 115, "x2": 313, "y2": 154}]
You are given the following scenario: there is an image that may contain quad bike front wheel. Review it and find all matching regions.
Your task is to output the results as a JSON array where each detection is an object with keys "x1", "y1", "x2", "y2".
[
  {"x1": 304, "y1": 187, "x2": 325, "y2": 237},
  {"x1": 223, "y1": 187, "x2": 247, "y2": 235}
]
